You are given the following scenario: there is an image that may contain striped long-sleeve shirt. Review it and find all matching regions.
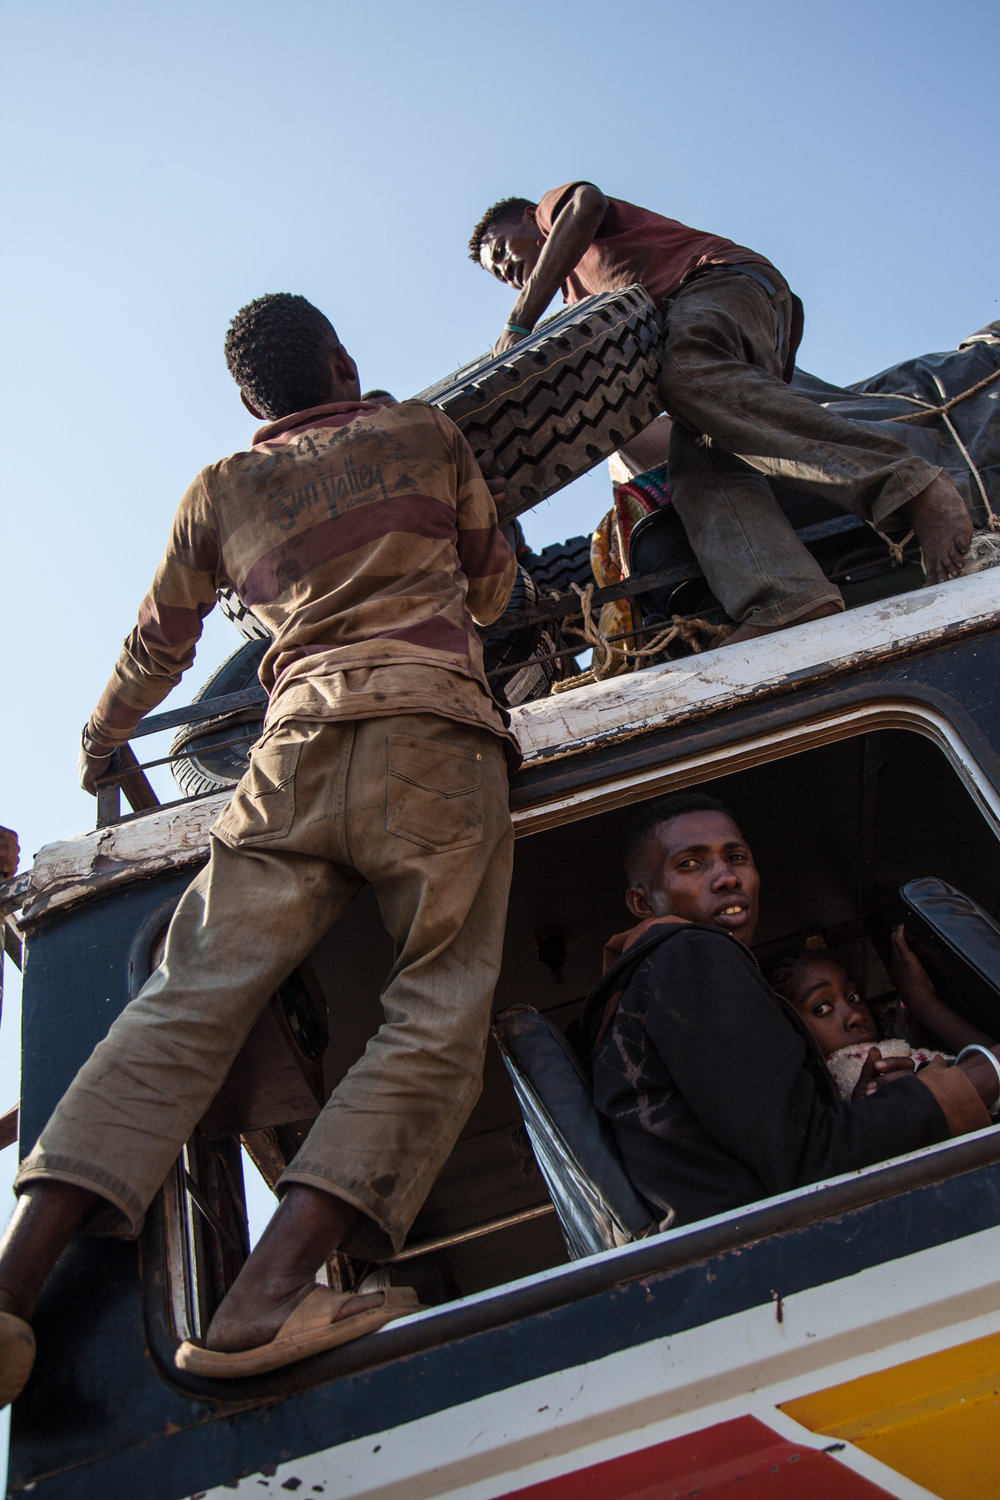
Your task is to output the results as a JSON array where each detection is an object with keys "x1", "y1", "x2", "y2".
[{"x1": 88, "y1": 399, "x2": 519, "y2": 754}]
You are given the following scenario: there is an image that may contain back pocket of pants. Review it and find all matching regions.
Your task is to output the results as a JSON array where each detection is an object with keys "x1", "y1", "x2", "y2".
[
  {"x1": 211, "y1": 731, "x2": 304, "y2": 847},
  {"x1": 385, "y1": 735, "x2": 483, "y2": 852}
]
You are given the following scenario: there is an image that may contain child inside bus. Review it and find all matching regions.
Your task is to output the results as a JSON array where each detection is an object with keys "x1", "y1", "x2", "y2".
[{"x1": 767, "y1": 928, "x2": 997, "y2": 1101}]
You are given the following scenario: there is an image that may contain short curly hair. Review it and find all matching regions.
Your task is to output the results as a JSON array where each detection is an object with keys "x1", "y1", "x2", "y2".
[
  {"x1": 224, "y1": 293, "x2": 342, "y2": 420},
  {"x1": 468, "y1": 197, "x2": 536, "y2": 265},
  {"x1": 623, "y1": 791, "x2": 735, "y2": 889}
]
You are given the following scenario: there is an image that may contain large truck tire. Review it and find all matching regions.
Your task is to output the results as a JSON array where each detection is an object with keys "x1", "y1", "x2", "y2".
[
  {"x1": 170, "y1": 638, "x2": 267, "y2": 797},
  {"x1": 527, "y1": 535, "x2": 594, "y2": 595},
  {"x1": 481, "y1": 565, "x2": 557, "y2": 708},
  {"x1": 414, "y1": 286, "x2": 664, "y2": 523}
]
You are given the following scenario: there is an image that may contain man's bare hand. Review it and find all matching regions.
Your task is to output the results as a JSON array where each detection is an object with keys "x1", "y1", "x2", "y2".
[
  {"x1": 890, "y1": 921, "x2": 995, "y2": 1053},
  {"x1": 890, "y1": 924, "x2": 938, "y2": 1016},
  {"x1": 493, "y1": 328, "x2": 528, "y2": 356},
  {"x1": 0, "y1": 826, "x2": 19, "y2": 881},
  {"x1": 78, "y1": 727, "x2": 115, "y2": 797},
  {"x1": 852, "y1": 1046, "x2": 916, "y2": 1099},
  {"x1": 475, "y1": 448, "x2": 507, "y2": 510}
]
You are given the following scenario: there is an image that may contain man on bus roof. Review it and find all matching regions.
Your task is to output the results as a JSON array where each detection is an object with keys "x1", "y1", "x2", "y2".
[{"x1": 469, "y1": 182, "x2": 972, "y2": 641}]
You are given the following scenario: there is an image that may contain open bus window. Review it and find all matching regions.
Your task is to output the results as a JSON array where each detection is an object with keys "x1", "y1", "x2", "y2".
[{"x1": 151, "y1": 722, "x2": 1000, "y2": 1356}]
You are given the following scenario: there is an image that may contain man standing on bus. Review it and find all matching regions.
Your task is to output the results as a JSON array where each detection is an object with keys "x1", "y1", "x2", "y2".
[{"x1": 0, "y1": 293, "x2": 518, "y2": 1400}]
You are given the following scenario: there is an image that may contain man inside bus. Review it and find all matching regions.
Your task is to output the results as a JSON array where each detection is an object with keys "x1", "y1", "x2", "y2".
[
  {"x1": 469, "y1": 183, "x2": 972, "y2": 642},
  {"x1": 582, "y1": 792, "x2": 999, "y2": 1229},
  {"x1": 0, "y1": 293, "x2": 519, "y2": 1404}
]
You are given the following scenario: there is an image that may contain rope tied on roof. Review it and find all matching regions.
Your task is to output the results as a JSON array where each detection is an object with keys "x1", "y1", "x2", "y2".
[
  {"x1": 873, "y1": 366, "x2": 1000, "y2": 532},
  {"x1": 551, "y1": 583, "x2": 729, "y2": 694}
]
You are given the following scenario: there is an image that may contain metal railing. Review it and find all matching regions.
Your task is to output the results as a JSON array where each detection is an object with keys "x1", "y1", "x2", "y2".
[{"x1": 90, "y1": 507, "x2": 895, "y2": 830}]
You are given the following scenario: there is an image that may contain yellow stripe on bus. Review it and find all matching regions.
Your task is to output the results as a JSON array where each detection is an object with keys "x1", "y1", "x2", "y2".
[{"x1": 781, "y1": 1330, "x2": 1000, "y2": 1499}]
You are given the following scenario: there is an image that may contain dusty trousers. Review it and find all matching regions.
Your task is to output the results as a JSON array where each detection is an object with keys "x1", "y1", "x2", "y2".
[
  {"x1": 17, "y1": 713, "x2": 514, "y2": 1260},
  {"x1": 658, "y1": 267, "x2": 944, "y2": 627}
]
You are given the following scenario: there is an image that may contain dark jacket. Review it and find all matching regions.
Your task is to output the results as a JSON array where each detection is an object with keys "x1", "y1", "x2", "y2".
[{"x1": 586, "y1": 922, "x2": 961, "y2": 1230}]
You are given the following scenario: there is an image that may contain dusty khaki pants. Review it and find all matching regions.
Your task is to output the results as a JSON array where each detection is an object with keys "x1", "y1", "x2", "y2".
[
  {"x1": 659, "y1": 267, "x2": 943, "y2": 627},
  {"x1": 17, "y1": 713, "x2": 514, "y2": 1260}
]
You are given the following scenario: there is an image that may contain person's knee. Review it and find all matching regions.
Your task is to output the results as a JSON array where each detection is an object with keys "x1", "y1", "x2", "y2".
[{"x1": 657, "y1": 335, "x2": 730, "y2": 414}]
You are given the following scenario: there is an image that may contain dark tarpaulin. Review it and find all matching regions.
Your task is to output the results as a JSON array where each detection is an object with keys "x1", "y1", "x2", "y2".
[
  {"x1": 620, "y1": 319, "x2": 1000, "y2": 624},
  {"x1": 792, "y1": 319, "x2": 1000, "y2": 525}
]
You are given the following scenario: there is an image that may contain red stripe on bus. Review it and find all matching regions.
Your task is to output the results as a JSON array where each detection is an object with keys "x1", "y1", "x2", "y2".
[{"x1": 502, "y1": 1415, "x2": 893, "y2": 1499}]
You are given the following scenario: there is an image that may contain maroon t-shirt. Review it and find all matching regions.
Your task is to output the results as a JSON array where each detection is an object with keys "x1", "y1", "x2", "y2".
[{"x1": 536, "y1": 182, "x2": 774, "y2": 307}]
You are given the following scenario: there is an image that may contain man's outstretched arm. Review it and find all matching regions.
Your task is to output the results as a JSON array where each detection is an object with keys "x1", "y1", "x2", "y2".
[
  {"x1": 496, "y1": 183, "x2": 607, "y2": 353},
  {"x1": 80, "y1": 477, "x2": 221, "y2": 794}
]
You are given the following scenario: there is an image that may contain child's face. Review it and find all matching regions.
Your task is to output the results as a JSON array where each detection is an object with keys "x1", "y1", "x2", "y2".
[{"x1": 785, "y1": 957, "x2": 878, "y2": 1057}]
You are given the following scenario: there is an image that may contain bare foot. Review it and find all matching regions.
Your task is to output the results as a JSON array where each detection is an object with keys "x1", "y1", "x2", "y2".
[
  {"x1": 725, "y1": 600, "x2": 842, "y2": 645},
  {"x1": 902, "y1": 475, "x2": 972, "y2": 583},
  {"x1": 205, "y1": 1280, "x2": 383, "y2": 1353}
]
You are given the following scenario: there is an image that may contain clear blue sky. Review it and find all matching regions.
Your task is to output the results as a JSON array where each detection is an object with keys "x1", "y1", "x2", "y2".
[{"x1": 0, "y1": 0, "x2": 998, "y2": 1468}]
